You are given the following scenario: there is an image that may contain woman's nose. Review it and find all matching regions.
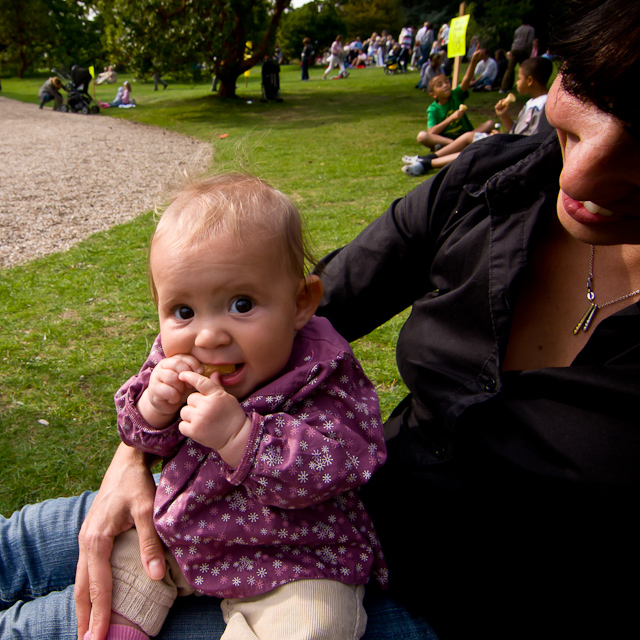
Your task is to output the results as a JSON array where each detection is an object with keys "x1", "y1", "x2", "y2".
[{"x1": 560, "y1": 134, "x2": 625, "y2": 205}]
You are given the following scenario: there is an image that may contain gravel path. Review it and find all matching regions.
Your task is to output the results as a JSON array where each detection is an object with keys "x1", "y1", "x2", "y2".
[{"x1": 0, "y1": 97, "x2": 212, "y2": 268}]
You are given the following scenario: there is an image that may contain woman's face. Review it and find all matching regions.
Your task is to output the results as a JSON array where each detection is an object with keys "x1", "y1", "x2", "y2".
[{"x1": 546, "y1": 76, "x2": 640, "y2": 245}]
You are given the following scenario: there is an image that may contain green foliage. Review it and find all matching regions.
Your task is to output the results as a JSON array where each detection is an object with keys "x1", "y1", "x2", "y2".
[
  {"x1": 278, "y1": 1, "x2": 347, "y2": 61},
  {"x1": 467, "y1": 0, "x2": 532, "y2": 50},
  {"x1": 399, "y1": 0, "x2": 458, "y2": 29},
  {"x1": 0, "y1": 0, "x2": 100, "y2": 77},
  {"x1": 465, "y1": 0, "x2": 570, "y2": 51},
  {"x1": 96, "y1": 0, "x2": 291, "y2": 98},
  {"x1": 340, "y1": 0, "x2": 404, "y2": 42}
]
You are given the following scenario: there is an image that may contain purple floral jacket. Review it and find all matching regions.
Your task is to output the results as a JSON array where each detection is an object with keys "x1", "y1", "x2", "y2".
[{"x1": 116, "y1": 316, "x2": 388, "y2": 598}]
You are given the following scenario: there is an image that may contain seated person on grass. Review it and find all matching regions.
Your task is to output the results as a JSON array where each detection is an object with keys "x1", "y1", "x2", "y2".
[
  {"x1": 403, "y1": 55, "x2": 553, "y2": 177},
  {"x1": 415, "y1": 48, "x2": 494, "y2": 153},
  {"x1": 494, "y1": 56, "x2": 554, "y2": 136},
  {"x1": 404, "y1": 49, "x2": 495, "y2": 176},
  {"x1": 417, "y1": 53, "x2": 445, "y2": 90},
  {"x1": 469, "y1": 47, "x2": 498, "y2": 91}
]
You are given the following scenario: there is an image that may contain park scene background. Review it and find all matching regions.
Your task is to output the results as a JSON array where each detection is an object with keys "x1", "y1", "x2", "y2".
[{"x1": 0, "y1": 0, "x2": 565, "y2": 514}]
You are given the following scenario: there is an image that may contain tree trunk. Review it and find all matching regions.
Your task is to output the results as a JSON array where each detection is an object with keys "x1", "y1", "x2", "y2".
[
  {"x1": 18, "y1": 49, "x2": 27, "y2": 79},
  {"x1": 214, "y1": 65, "x2": 241, "y2": 99}
]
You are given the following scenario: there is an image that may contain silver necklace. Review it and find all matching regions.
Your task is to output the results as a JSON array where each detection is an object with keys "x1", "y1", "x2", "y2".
[{"x1": 573, "y1": 245, "x2": 640, "y2": 334}]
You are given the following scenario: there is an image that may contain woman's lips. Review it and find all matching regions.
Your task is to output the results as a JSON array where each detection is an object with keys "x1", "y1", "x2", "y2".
[
  {"x1": 583, "y1": 200, "x2": 613, "y2": 216},
  {"x1": 561, "y1": 192, "x2": 616, "y2": 223}
]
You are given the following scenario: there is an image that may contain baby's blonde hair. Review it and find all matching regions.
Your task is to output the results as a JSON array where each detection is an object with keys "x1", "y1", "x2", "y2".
[{"x1": 150, "y1": 173, "x2": 315, "y2": 302}]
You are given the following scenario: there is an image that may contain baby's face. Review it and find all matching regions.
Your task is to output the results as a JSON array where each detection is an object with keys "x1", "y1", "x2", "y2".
[{"x1": 151, "y1": 234, "x2": 305, "y2": 400}]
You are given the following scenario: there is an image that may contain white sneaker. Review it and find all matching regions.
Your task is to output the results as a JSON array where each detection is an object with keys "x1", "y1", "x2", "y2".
[
  {"x1": 402, "y1": 155, "x2": 420, "y2": 164},
  {"x1": 402, "y1": 162, "x2": 425, "y2": 176}
]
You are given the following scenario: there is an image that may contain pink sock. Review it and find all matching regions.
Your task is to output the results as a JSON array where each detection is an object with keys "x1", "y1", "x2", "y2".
[{"x1": 84, "y1": 625, "x2": 149, "y2": 640}]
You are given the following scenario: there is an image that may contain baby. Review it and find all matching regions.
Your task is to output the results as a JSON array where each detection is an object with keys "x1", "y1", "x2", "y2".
[{"x1": 106, "y1": 174, "x2": 387, "y2": 640}]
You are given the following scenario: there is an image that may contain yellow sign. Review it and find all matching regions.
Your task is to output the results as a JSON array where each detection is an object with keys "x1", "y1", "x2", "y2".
[
  {"x1": 244, "y1": 41, "x2": 252, "y2": 78},
  {"x1": 448, "y1": 15, "x2": 470, "y2": 59}
]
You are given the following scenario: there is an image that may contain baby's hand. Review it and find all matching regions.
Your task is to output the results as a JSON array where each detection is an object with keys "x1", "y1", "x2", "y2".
[
  {"x1": 178, "y1": 371, "x2": 251, "y2": 468},
  {"x1": 140, "y1": 355, "x2": 203, "y2": 425}
]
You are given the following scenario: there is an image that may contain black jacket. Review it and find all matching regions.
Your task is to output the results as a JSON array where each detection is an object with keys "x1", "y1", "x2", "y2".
[{"x1": 318, "y1": 132, "x2": 640, "y2": 639}]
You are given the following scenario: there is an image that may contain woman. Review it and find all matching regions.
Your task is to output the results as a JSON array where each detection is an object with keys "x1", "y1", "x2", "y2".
[
  {"x1": 95, "y1": 66, "x2": 117, "y2": 86},
  {"x1": 300, "y1": 37, "x2": 314, "y2": 81},
  {"x1": 2, "y1": 1, "x2": 639, "y2": 638},
  {"x1": 38, "y1": 76, "x2": 63, "y2": 110},
  {"x1": 318, "y1": 2, "x2": 640, "y2": 636},
  {"x1": 322, "y1": 35, "x2": 347, "y2": 80}
]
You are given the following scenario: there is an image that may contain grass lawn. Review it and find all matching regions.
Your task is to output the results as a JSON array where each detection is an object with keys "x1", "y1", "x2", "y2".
[{"x1": 0, "y1": 63, "x2": 521, "y2": 514}]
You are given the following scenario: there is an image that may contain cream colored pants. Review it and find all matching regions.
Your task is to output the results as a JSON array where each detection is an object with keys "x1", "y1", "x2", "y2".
[{"x1": 111, "y1": 528, "x2": 367, "y2": 639}]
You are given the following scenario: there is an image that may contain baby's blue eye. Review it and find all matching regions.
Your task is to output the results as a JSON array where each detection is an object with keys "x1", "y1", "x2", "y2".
[
  {"x1": 173, "y1": 306, "x2": 194, "y2": 320},
  {"x1": 230, "y1": 298, "x2": 253, "y2": 314}
]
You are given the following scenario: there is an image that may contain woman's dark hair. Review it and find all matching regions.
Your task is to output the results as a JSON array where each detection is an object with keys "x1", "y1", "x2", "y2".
[{"x1": 552, "y1": 0, "x2": 640, "y2": 131}]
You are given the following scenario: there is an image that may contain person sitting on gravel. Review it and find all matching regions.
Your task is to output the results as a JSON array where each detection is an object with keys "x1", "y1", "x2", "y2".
[{"x1": 38, "y1": 77, "x2": 64, "y2": 111}]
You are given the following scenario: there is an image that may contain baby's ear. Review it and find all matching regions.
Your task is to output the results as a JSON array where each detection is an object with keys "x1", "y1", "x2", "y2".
[{"x1": 294, "y1": 275, "x2": 324, "y2": 330}]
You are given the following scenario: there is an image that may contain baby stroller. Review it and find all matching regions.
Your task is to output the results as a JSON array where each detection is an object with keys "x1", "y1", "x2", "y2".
[
  {"x1": 383, "y1": 46, "x2": 402, "y2": 75},
  {"x1": 53, "y1": 67, "x2": 100, "y2": 115}
]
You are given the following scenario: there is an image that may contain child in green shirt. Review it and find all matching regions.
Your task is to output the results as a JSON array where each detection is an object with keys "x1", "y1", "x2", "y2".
[{"x1": 415, "y1": 48, "x2": 495, "y2": 151}]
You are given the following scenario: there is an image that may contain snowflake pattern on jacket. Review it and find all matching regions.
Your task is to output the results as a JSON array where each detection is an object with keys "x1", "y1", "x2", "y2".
[{"x1": 116, "y1": 316, "x2": 388, "y2": 599}]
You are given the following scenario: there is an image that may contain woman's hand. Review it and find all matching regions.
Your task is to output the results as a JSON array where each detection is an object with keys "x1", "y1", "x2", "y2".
[{"x1": 75, "y1": 443, "x2": 165, "y2": 640}]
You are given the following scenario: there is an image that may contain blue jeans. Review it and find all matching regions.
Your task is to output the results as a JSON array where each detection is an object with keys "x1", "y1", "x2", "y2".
[{"x1": 0, "y1": 493, "x2": 438, "y2": 639}]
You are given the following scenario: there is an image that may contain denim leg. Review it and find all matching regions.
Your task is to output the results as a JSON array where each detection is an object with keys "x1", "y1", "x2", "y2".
[
  {"x1": 157, "y1": 595, "x2": 225, "y2": 640},
  {"x1": 0, "y1": 584, "x2": 78, "y2": 639},
  {"x1": 0, "y1": 490, "x2": 227, "y2": 640},
  {"x1": 362, "y1": 592, "x2": 440, "y2": 640},
  {"x1": 0, "y1": 491, "x2": 95, "y2": 638},
  {"x1": 159, "y1": 590, "x2": 437, "y2": 640}
]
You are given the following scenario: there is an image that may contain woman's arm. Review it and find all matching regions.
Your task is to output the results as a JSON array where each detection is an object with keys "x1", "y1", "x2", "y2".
[
  {"x1": 315, "y1": 171, "x2": 448, "y2": 341},
  {"x1": 75, "y1": 443, "x2": 164, "y2": 640}
]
